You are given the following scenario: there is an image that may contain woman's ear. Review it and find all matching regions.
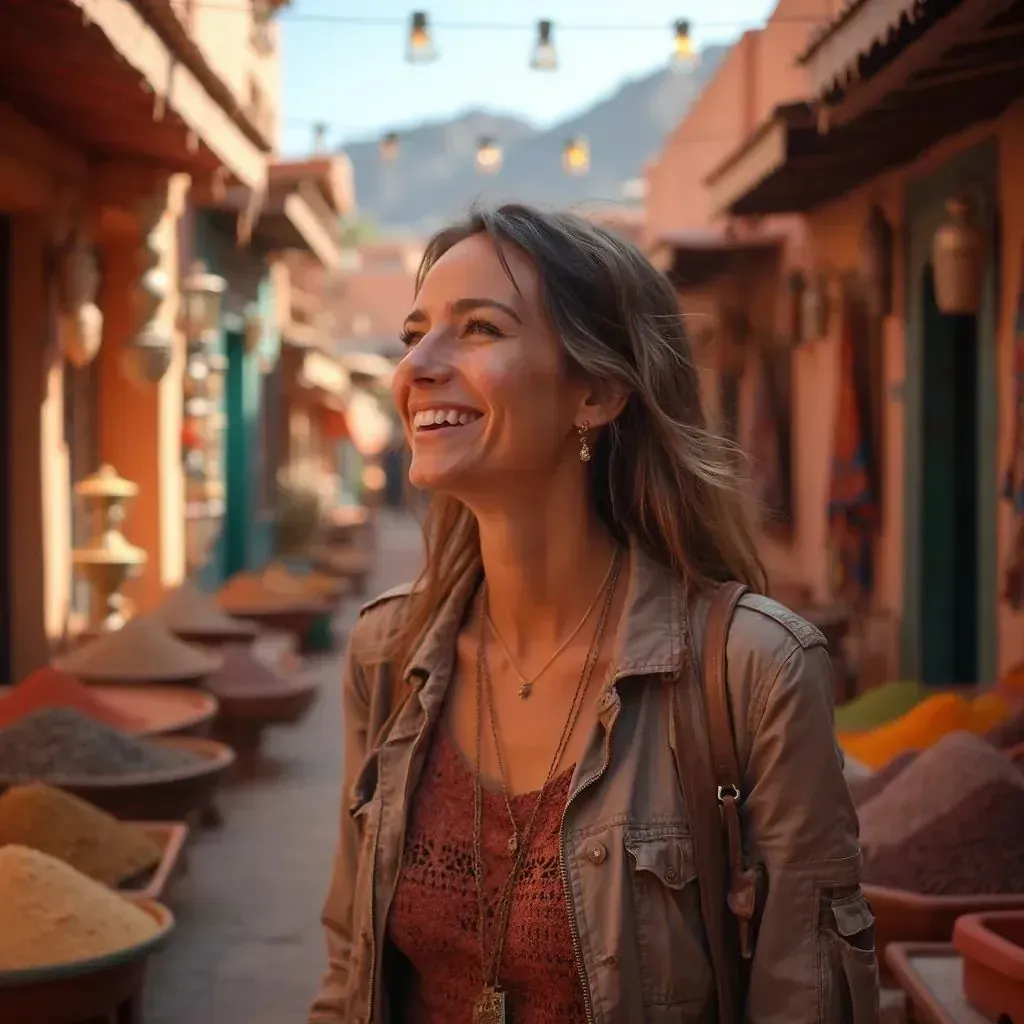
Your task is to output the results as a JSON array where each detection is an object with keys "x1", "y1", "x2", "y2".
[{"x1": 576, "y1": 379, "x2": 629, "y2": 430}]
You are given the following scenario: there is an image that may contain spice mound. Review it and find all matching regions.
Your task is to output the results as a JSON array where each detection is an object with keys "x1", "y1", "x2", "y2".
[
  {"x1": 0, "y1": 667, "x2": 144, "y2": 731},
  {"x1": 835, "y1": 680, "x2": 928, "y2": 734},
  {"x1": 848, "y1": 750, "x2": 917, "y2": 808},
  {"x1": 0, "y1": 707, "x2": 200, "y2": 780},
  {"x1": 208, "y1": 643, "x2": 295, "y2": 695},
  {"x1": 0, "y1": 845, "x2": 161, "y2": 971},
  {"x1": 0, "y1": 783, "x2": 162, "y2": 887},
  {"x1": 54, "y1": 615, "x2": 222, "y2": 682},
  {"x1": 863, "y1": 777, "x2": 1024, "y2": 895},
  {"x1": 152, "y1": 580, "x2": 257, "y2": 638}
]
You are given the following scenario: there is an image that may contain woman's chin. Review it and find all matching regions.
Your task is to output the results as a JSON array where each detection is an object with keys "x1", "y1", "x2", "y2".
[{"x1": 408, "y1": 456, "x2": 479, "y2": 496}]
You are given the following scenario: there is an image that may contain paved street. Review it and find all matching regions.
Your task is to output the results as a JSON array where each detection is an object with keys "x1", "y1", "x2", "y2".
[{"x1": 145, "y1": 510, "x2": 423, "y2": 1024}]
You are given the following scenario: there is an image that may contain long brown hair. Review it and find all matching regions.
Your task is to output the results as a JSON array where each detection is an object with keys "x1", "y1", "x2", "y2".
[{"x1": 387, "y1": 204, "x2": 766, "y2": 673}]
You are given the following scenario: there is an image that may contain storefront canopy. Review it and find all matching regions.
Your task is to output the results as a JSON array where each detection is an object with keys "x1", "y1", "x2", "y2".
[
  {"x1": 706, "y1": 0, "x2": 1024, "y2": 216},
  {"x1": 648, "y1": 229, "x2": 785, "y2": 288}
]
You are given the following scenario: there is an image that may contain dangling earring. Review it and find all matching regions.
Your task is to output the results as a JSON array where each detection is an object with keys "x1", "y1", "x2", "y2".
[{"x1": 577, "y1": 422, "x2": 592, "y2": 462}]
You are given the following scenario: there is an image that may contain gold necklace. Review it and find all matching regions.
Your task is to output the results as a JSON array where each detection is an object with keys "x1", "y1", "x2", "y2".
[{"x1": 485, "y1": 548, "x2": 620, "y2": 699}]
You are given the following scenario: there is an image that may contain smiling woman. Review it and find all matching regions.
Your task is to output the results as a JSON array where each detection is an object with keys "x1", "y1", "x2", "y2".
[{"x1": 309, "y1": 205, "x2": 879, "y2": 1024}]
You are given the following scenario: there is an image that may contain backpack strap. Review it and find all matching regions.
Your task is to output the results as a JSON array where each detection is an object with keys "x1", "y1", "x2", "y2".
[{"x1": 672, "y1": 581, "x2": 755, "y2": 1024}]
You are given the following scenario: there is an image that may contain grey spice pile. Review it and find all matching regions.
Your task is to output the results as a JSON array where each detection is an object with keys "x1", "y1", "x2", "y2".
[{"x1": 0, "y1": 707, "x2": 200, "y2": 779}]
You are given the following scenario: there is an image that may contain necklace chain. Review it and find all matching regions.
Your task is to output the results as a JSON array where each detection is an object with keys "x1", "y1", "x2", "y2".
[
  {"x1": 485, "y1": 549, "x2": 619, "y2": 699},
  {"x1": 472, "y1": 548, "x2": 624, "y2": 1000}
]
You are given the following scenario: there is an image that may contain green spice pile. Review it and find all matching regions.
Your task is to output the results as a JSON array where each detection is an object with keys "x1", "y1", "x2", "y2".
[{"x1": 0, "y1": 707, "x2": 200, "y2": 780}]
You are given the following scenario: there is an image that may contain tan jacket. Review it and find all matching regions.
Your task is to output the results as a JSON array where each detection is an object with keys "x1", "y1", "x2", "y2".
[{"x1": 310, "y1": 545, "x2": 879, "y2": 1023}]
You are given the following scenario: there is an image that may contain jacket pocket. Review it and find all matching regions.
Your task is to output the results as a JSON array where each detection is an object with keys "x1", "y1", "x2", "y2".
[
  {"x1": 625, "y1": 829, "x2": 714, "y2": 1013},
  {"x1": 821, "y1": 889, "x2": 880, "y2": 1024}
]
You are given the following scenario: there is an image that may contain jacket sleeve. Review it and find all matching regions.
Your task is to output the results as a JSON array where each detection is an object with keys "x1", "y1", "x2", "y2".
[
  {"x1": 308, "y1": 638, "x2": 371, "y2": 1022},
  {"x1": 744, "y1": 642, "x2": 880, "y2": 1024}
]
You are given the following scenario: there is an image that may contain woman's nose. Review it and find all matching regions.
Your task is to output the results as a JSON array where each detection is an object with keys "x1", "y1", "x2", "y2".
[{"x1": 402, "y1": 333, "x2": 453, "y2": 385}]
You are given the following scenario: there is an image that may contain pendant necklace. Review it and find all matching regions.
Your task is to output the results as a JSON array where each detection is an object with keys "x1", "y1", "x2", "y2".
[
  {"x1": 485, "y1": 548, "x2": 619, "y2": 699},
  {"x1": 471, "y1": 550, "x2": 623, "y2": 1024}
]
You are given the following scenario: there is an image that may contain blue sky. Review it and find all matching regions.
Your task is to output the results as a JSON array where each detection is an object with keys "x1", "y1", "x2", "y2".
[{"x1": 279, "y1": 1, "x2": 778, "y2": 155}]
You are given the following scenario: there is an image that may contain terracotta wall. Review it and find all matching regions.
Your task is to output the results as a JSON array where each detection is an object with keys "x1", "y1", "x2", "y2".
[{"x1": 779, "y1": 102, "x2": 1024, "y2": 678}]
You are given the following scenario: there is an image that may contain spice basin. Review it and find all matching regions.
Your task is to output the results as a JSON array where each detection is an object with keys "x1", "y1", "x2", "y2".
[
  {"x1": 954, "y1": 911, "x2": 1024, "y2": 1022},
  {"x1": 118, "y1": 822, "x2": 190, "y2": 902},
  {"x1": 0, "y1": 737, "x2": 236, "y2": 823},
  {"x1": 0, "y1": 897, "x2": 173, "y2": 1024},
  {"x1": 91, "y1": 685, "x2": 219, "y2": 739},
  {"x1": 866, "y1": 884, "x2": 1024, "y2": 987}
]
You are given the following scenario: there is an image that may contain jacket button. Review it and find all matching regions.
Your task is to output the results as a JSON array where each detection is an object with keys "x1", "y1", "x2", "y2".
[
  {"x1": 587, "y1": 842, "x2": 607, "y2": 865},
  {"x1": 665, "y1": 867, "x2": 678, "y2": 882},
  {"x1": 597, "y1": 689, "x2": 617, "y2": 713}
]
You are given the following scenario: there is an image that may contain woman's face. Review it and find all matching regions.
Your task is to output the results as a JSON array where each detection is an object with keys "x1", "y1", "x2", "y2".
[{"x1": 392, "y1": 233, "x2": 589, "y2": 497}]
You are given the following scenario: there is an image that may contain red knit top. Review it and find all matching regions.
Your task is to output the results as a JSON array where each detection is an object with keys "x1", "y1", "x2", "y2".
[{"x1": 387, "y1": 727, "x2": 588, "y2": 1023}]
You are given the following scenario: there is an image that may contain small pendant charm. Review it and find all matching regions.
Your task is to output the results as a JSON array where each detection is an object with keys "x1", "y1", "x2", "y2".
[
  {"x1": 507, "y1": 834, "x2": 518, "y2": 856},
  {"x1": 517, "y1": 681, "x2": 532, "y2": 699},
  {"x1": 474, "y1": 986, "x2": 508, "y2": 1024}
]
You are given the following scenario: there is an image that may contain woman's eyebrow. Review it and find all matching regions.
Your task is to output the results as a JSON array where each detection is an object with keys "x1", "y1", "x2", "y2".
[{"x1": 403, "y1": 298, "x2": 522, "y2": 326}]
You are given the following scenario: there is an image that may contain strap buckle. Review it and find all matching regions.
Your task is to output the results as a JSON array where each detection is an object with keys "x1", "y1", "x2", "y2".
[{"x1": 716, "y1": 784, "x2": 740, "y2": 805}]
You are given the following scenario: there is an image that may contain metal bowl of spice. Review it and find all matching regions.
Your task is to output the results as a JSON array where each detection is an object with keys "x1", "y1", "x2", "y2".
[
  {"x1": 0, "y1": 846, "x2": 174, "y2": 1024},
  {"x1": 0, "y1": 708, "x2": 236, "y2": 822}
]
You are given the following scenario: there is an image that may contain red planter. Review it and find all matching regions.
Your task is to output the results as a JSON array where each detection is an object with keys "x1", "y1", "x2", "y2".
[{"x1": 954, "y1": 911, "x2": 1024, "y2": 1022}]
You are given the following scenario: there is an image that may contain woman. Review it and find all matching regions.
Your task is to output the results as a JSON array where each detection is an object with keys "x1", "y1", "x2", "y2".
[{"x1": 310, "y1": 205, "x2": 878, "y2": 1024}]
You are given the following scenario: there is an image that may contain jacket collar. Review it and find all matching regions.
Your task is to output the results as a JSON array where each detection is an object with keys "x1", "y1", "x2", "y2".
[{"x1": 404, "y1": 538, "x2": 689, "y2": 686}]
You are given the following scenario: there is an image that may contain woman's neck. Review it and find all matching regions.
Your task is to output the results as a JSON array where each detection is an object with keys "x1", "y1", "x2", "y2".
[{"x1": 472, "y1": 486, "x2": 620, "y2": 658}]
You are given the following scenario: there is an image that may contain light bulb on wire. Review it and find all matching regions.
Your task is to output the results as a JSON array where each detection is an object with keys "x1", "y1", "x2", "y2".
[
  {"x1": 673, "y1": 20, "x2": 697, "y2": 66},
  {"x1": 406, "y1": 11, "x2": 436, "y2": 63},
  {"x1": 562, "y1": 136, "x2": 590, "y2": 176},
  {"x1": 530, "y1": 20, "x2": 558, "y2": 71},
  {"x1": 475, "y1": 137, "x2": 503, "y2": 174}
]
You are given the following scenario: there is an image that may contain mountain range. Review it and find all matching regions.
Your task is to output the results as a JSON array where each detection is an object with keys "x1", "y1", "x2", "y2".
[{"x1": 340, "y1": 45, "x2": 728, "y2": 233}]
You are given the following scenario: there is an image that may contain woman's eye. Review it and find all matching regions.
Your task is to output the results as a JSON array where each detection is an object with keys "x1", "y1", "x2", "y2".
[
  {"x1": 463, "y1": 318, "x2": 505, "y2": 338},
  {"x1": 399, "y1": 329, "x2": 422, "y2": 347}
]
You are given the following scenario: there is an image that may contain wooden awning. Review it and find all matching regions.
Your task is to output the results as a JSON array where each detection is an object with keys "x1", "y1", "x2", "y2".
[
  {"x1": 0, "y1": 0, "x2": 268, "y2": 188},
  {"x1": 707, "y1": 0, "x2": 1024, "y2": 216},
  {"x1": 648, "y1": 228, "x2": 784, "y2": 288}
]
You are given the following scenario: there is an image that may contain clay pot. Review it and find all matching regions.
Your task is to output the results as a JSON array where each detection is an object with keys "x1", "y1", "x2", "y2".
[{"x1": 954, "y1": 911, "x2": 1024, "y2": 1022}]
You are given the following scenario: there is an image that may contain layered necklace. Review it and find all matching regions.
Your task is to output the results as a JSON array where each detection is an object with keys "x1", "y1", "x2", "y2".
[
  {"x1": 485, "y1": 550, "x2": 621, "y2": 699},
  {"x1": 471, "y1": 547, "x2": 624, "y2": 1024}
]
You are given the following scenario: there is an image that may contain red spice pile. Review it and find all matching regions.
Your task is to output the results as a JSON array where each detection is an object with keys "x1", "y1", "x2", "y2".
[
  {"x1": 0, "y1": 668, "x2": 144, "y2": 731},
  {"x1": 206, "y1": 644, "x2": 292, "y2": 695}
]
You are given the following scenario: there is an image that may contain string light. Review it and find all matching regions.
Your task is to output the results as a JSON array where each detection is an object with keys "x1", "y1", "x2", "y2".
[
  {"x1": 475, "y1": 137, "x2": 503, "y2": 174},
  {"x1": 673, "y1": 20, "x2": 696, "y2": 66},
  {"x1": 530, "y1": 20, "x2": 558, "y2": 71},
  {"x1": 562, "y1": 136, "x2": 591, "y2": 176},
  {"x1": 379, "y1": 131, "x2": 400, "y2": 162},
  {"x1": 406, "y1": 11, "x2": 436, "y2": 63}
]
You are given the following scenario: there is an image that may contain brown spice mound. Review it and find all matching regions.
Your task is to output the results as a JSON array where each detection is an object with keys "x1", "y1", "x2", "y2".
[
  {"x1": 0, "y1": 783, "x2": 162, "y2": 887},
  {"x1": 863, "y1": 779, "x2": 1024, "y2": 894},
  {"x1": 985, "y1": 708, "x2": 1024, "y2": 751},
  {"x1": 848, "y1": 751, "x2": 918, "y2": 808},
  {"x1": 206, "y1": 643, "x2": 290, "y2": 695},
  {"x1": 0, "y1": 845, "x2": 161, "y2": 970},
  {"x1": 152, "y1": 580, "x2": 257, "y2": 637},
  {"x1": 0, "y1": 667, "x2": 144, "y2": 731}
]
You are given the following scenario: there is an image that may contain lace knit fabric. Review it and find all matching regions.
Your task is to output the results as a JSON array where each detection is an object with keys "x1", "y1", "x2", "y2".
[{"x1": 387, "y1": 727, "x2": 587, "y2": 1023}]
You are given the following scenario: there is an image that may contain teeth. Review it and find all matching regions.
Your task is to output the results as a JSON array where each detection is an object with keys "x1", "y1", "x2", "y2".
[{"x1": 412, "y1": 408, "x2": 481, "y2": 429}]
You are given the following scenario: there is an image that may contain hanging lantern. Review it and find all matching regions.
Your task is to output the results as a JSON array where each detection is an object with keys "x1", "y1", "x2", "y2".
[
  {"x1": 55, "y1": 231, "x2": 104, "y2": 368},
  {"x1": 530, "y1": 20, "x2": 557, "y2": 71},
  {"x1": 406, "y1": 11, "x2": 436, "y2": 63},
  {"x1": 562, "y1": 136, "x2": 590, "y2": 176},
  {"x1": 861, "y1": 204, "x2": 894, "y2": 317},
  {"x1": 475, "y1": 136, "x2": 503, "y2": 174},
  {"x1": 931, "y1": 196, "x2": 984, "y2": 315},
  {"x1": 180, "y1": 260, "x2": 226, "y2": 341},
  {"x1": 672, "y1": 20, "x2": 696, "y2": 66},
  {"x1": 379, "y1": 131, "x2": 399, "y2": 163}
]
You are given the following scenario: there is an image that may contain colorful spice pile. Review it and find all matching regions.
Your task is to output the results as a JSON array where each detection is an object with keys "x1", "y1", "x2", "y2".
[
  {"x1": 858, "y1": 732, "x2": 1022, "y2": 855},
  {"x1": 0, "y1": 783, "x2": 162, "y2": 887},
  {"x1": 0, "y1": 666, "x2": 144, "y2": 731},
  {"x1": 263, "y1": 563, "x2": 344, "y2": 600},
  {"x1": 55, "y1": 615, "x2": 222, "y2": 683},
  {"x1": 984, "y1": 708, "x2": 1024, "y2": 751},
  {"x1": 0, "y1": 845, "x2": 161, "y2": 970},
  {"x1": 834, "y1": 680, "x2": 929, "y2": 734},
  {"x1": 863, "y1": 776, "x2": 1024, "y2": 894},
  {"x1": 839, "y1": 691, "x2": 1011, "y2": 769},
  {"x1": 847, "y1": 750, "x2": 917, "y2": 808},
  {"x1": 218, "y1": 571, "x2": 326, "y2": 614},
  {"x1": 207, "y1": 643, "x2": 294, "y2": 695},
  {"x1": 0, "y1": 707, "x2": 200, "y2": 779},
  {"x1": 151, "y1": 580, "x2": 257, "y2": 639}
]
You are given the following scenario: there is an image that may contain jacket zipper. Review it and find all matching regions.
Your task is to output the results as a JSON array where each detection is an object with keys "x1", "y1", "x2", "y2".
[{"x1": 558, "y1": 690, "x2": 620, "y2": 1024}]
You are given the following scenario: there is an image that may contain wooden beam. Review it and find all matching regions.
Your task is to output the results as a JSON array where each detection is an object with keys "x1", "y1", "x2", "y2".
[
  {"x1": 826, "y1": 0, "x2": 1020, "y2": 127},
  {"x1": 0, "y1": 102, "x2": 88, "y2": 185}
]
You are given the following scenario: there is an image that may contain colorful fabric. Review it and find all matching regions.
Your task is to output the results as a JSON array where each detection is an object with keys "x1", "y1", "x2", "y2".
[
  {"x1": 828, "y1": 296, "x2": 880, "y2": 602},
  {"x1": 1002, "y1": 262, "x2": 1024, "y2": 608}
]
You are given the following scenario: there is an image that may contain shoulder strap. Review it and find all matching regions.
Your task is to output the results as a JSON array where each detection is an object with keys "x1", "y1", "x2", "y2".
[{"x1": 672, "y1": 581, "x2": 754, "y2": 1024}]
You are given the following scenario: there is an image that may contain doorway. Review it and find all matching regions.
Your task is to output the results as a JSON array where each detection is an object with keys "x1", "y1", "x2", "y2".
[
  {"x1": 0, "y1": 217, "x2": 10, "y2": 682},
  {"x1": 919, "y1": 265, "x2": 980, "y2": 685}
]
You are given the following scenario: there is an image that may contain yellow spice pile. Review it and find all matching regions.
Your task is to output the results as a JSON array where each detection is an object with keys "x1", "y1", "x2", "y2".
[
  {"x1": 0, "y1": 845, "x2": 161, "y2": 970},
  {"x1": 0, "y1": 783, "x2": 162, "y2": 887}
]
